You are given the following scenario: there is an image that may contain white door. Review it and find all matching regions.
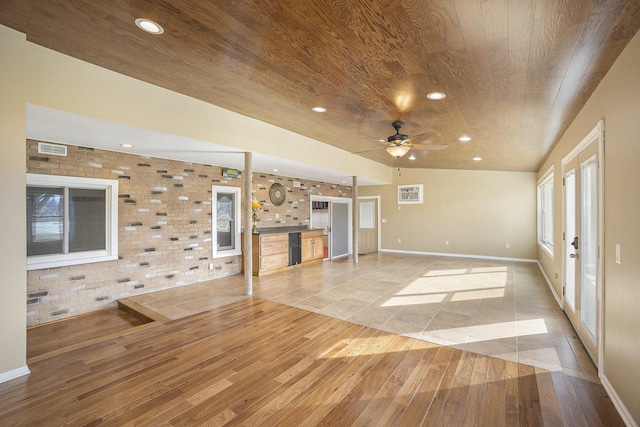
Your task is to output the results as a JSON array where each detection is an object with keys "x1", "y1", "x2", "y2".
[{"x1": 563, "y1": 139, "x2": 600, "y2": 363}]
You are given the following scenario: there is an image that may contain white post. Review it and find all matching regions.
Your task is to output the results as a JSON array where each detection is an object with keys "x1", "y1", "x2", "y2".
[
  {"x1": 352, "y1": 175, "x2": 358, "y2": 264},
  {"x1": 243, "y1": 152, "x2": 253, "y2": 295}
]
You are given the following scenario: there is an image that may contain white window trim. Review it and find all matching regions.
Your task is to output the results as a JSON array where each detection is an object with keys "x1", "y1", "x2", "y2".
[
  {"x1": 211, "y1": 185, "x2": 242, "y2": 258},
  {"x1": 26, "y1": 173, "x2": 119, "y2": 271},
  {"x1": 537, "y1": 166, "x2": 554, "y2": 257}
]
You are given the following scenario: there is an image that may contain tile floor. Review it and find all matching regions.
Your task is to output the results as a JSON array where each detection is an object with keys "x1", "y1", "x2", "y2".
[{"x1": 126, "y1": 252, "x2": 599, "y2": 382}]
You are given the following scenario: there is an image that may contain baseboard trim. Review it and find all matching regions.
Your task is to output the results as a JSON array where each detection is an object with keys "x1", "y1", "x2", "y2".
[
  {"x1": 380, "y1": 248, "x2": 537, "y2": 263},
  {"x1": 535, "y1": 260, "x2": 563, "y2": 308},
  {"x1": 0, "y1": 365, "x2": 30, "y2": 384},
  {"x1": 600, "y1": 374, "x2": 637, "y2": 427}
]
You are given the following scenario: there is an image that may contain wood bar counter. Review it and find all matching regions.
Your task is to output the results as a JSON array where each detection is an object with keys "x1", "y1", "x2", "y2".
[{"x1": 244, "y1": 228, "x2": 324, "y2": 276}]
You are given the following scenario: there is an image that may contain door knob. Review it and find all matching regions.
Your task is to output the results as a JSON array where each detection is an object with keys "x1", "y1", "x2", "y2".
[{"x1": 570, "y1": 253, "x2": 579, "y2": 259}]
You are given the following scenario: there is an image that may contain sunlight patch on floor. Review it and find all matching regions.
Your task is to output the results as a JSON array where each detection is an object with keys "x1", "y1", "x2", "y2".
[
  {"x1": 425, "y1": 319, "x2": 548, "y2": 345},
  {"x1": 450, "y1": 287, "x2": 505, "y2": 302},
  {"x1": 383, "y1": 274, "x2": 507, "y2": 306},
  {"x1": 423, "y1": 268, "x2": 470, "y2": 277},
  {"x1": 469, "y1": 266, "x2": 508, "y2": 274},
  {"x1": 396, "y1": 278, "x2": 504, "y2": 295},
  {"x1": 381, "y1": 293, "x2": 447, "y2": 307}
]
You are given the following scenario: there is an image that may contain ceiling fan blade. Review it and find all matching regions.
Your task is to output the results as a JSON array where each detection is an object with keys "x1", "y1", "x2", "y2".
[
  {"x1": 352, "y1": 147, "x2": 386, "y2": 155},
  {"x1": 409, "y1": 144, "x2": 448, "y2": 150},
  {"x1": 359, "y1": 137, "x2": 387, "y2": 143},
  {"x1": 408, "y1": 131, "x2": 440, "y2": 143}
]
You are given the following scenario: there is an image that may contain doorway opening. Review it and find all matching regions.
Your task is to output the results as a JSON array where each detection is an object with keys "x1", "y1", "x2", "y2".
[{"x1": 310, "y1": 196, "x2": 352, "y2": 260}]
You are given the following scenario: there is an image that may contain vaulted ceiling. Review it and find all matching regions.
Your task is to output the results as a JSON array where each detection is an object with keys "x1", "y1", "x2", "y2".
[{"x1": 1, "y1": 0, "x2": 639, "y2": 172}]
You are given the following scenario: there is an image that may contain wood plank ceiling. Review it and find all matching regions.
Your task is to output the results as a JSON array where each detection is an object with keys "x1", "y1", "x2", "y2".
[{"x1": 1, "y1": 0, "x2": 639, "y2": 171}]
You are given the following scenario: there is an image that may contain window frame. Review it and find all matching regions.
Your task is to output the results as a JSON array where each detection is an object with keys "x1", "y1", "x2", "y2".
[
  {"x1": 537, "y1": 167, "x2": 554, "y2": 257},
  {"x1": 211, "y1": 185, "x2": 242, "y2": 258},
  {"x1": 26, "y1": 173, "x2": 119, "y2": 271}
]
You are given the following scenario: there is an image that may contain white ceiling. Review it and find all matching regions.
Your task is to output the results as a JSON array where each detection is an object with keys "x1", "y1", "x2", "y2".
[{"x1": 26, "y1": 105, "x2": 387, "y2": 186}]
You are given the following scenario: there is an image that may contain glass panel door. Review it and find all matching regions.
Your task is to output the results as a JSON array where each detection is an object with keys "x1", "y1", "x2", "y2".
[
  {"x1": 330, "y1": 202, "x2": 349, "y2": 258},
  {"x1": 564, "y1": 170, "x2": 576, "y2": 311},
  {"x1": 581, "y1": 157, "x2": 598, "y2": 340},
  {"x1": 563, "y1": 139, "x2": 599, "y2": 363}
]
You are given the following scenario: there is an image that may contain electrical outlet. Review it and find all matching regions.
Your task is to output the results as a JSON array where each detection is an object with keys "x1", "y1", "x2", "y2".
[
  {"x1": 505, "y1": 243, "x2": 510, "y2": 249},
  {"x1": 275, "y1": 213, "x2": 279, "y2": 219},
  {"x1": 397, "y1": 238, "x2": 402, "y2": 243},
  {"x1": 445, "y1": 240, "x2": 449, "y2": 246}
]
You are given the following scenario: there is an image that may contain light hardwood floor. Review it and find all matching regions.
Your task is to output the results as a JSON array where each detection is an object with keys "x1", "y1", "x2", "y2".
[
  {"x1": 128, "y1": 253, "x2": 597, "y2": 379},
  {"x1": 2, "y1": 253, "x2": 623, "y2": 426}
]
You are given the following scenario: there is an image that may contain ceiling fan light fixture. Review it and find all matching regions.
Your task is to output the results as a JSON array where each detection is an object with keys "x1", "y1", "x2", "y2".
[
  {"x1": 386, "y1": 145, "x2": 411, "y2": 158},
  {"x1": 427, "y1": 92, "x2": 446, "y2": 100},
  {"x1": 135, "y1": 18, "x2": 164, "y2": 34}
]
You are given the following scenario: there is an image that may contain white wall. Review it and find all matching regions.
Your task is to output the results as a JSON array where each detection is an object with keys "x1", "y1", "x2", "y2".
[
  {"x1": 360, "y1": 168, "x2": 538, "y2": 260},
  {"x1": 0, "y1": 25, "x2": 28, "y2": 381}
]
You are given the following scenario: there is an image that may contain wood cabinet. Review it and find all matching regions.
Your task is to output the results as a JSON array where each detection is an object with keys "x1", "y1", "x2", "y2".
[
  {"x1": 245, "y1": 229, "x2": 324, "y2": 276},
  {"x1": 250, "y1": 233, "x2": 288, "y2": 276},
  {"x1": 302, "y1": 230, "x2": 324, "y2": 262}
]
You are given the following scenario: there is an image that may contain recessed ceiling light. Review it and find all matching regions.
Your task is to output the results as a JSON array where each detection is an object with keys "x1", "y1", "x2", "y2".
[
  {"x1": 459, "y1": 136, "x2": 471, "y2": 142},
  {"x1": 312, "y1": 107, "x2": 327, "y2": 113},
  {"x1": 473, "y1": 157, "x2": 482, "y2": 161},
  {"x1": 342, "y1": 180, "x2": 347, "y2": 184},
  {"x1": 135, "y1": 18, "x2": 164, "y2": 35},
  {"x1": 272, "y1": 168, "x2": 279, "y2": 172},
  {"x1": 408, "y1": 154, "x2": 416, "y2": 160},
  {"x1": 120, "y1": 143, "x2": 134, "y2": 148},
  {"x1": 426, "y1": 92, "x2": 446, "y2": 100}
]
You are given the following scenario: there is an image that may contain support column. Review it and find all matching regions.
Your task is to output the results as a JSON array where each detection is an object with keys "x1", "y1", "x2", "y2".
[
  {"x1": 243, "y1": 152, "x2": 253, "y2": 295},
  {"x1": 352, "y1": 175, "x2": 358, "y2": 264}
]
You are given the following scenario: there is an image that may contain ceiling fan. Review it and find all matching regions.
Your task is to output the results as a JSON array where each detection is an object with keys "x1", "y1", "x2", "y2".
[{"x1": 355, "y1": 121, "x2": 447, "y2": 158}]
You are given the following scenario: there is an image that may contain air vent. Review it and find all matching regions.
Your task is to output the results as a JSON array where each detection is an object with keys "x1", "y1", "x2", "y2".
[{"x1": 38, "y1": 142, "x2": 67, "y2": 156}]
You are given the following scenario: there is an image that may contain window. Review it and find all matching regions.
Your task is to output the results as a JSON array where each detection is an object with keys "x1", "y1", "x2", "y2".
[
  {"x1": 359, "y1": 201, "x2": 375, "y2": 229},
  {"x1": 26, "y1": 174, "x2": 118, "y2": 270},
  {"x1": 537, "y1": 167, "x2": 554, "y2": 256},
  {"x1": 398, "y1": 184, "x2": 423, "y2": 204},
  {"x1": 212, "y1": 185, "x2": 241, "y2": 258}
]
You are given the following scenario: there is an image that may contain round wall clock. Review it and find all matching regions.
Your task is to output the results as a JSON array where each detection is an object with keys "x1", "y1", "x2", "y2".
[{"x1": 269, "y1": 183, "x2": 286, "y2": 206}]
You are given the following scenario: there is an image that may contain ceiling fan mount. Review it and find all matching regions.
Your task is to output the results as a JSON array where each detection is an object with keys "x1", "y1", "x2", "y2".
[{"x1": 387, "y1": 121, "x2": 409, "y2": 145}]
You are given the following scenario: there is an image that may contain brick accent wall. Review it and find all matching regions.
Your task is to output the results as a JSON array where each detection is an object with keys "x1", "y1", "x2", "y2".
[{"x1": 25, "y1": 140, "x2": 351, "y2": 326}]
